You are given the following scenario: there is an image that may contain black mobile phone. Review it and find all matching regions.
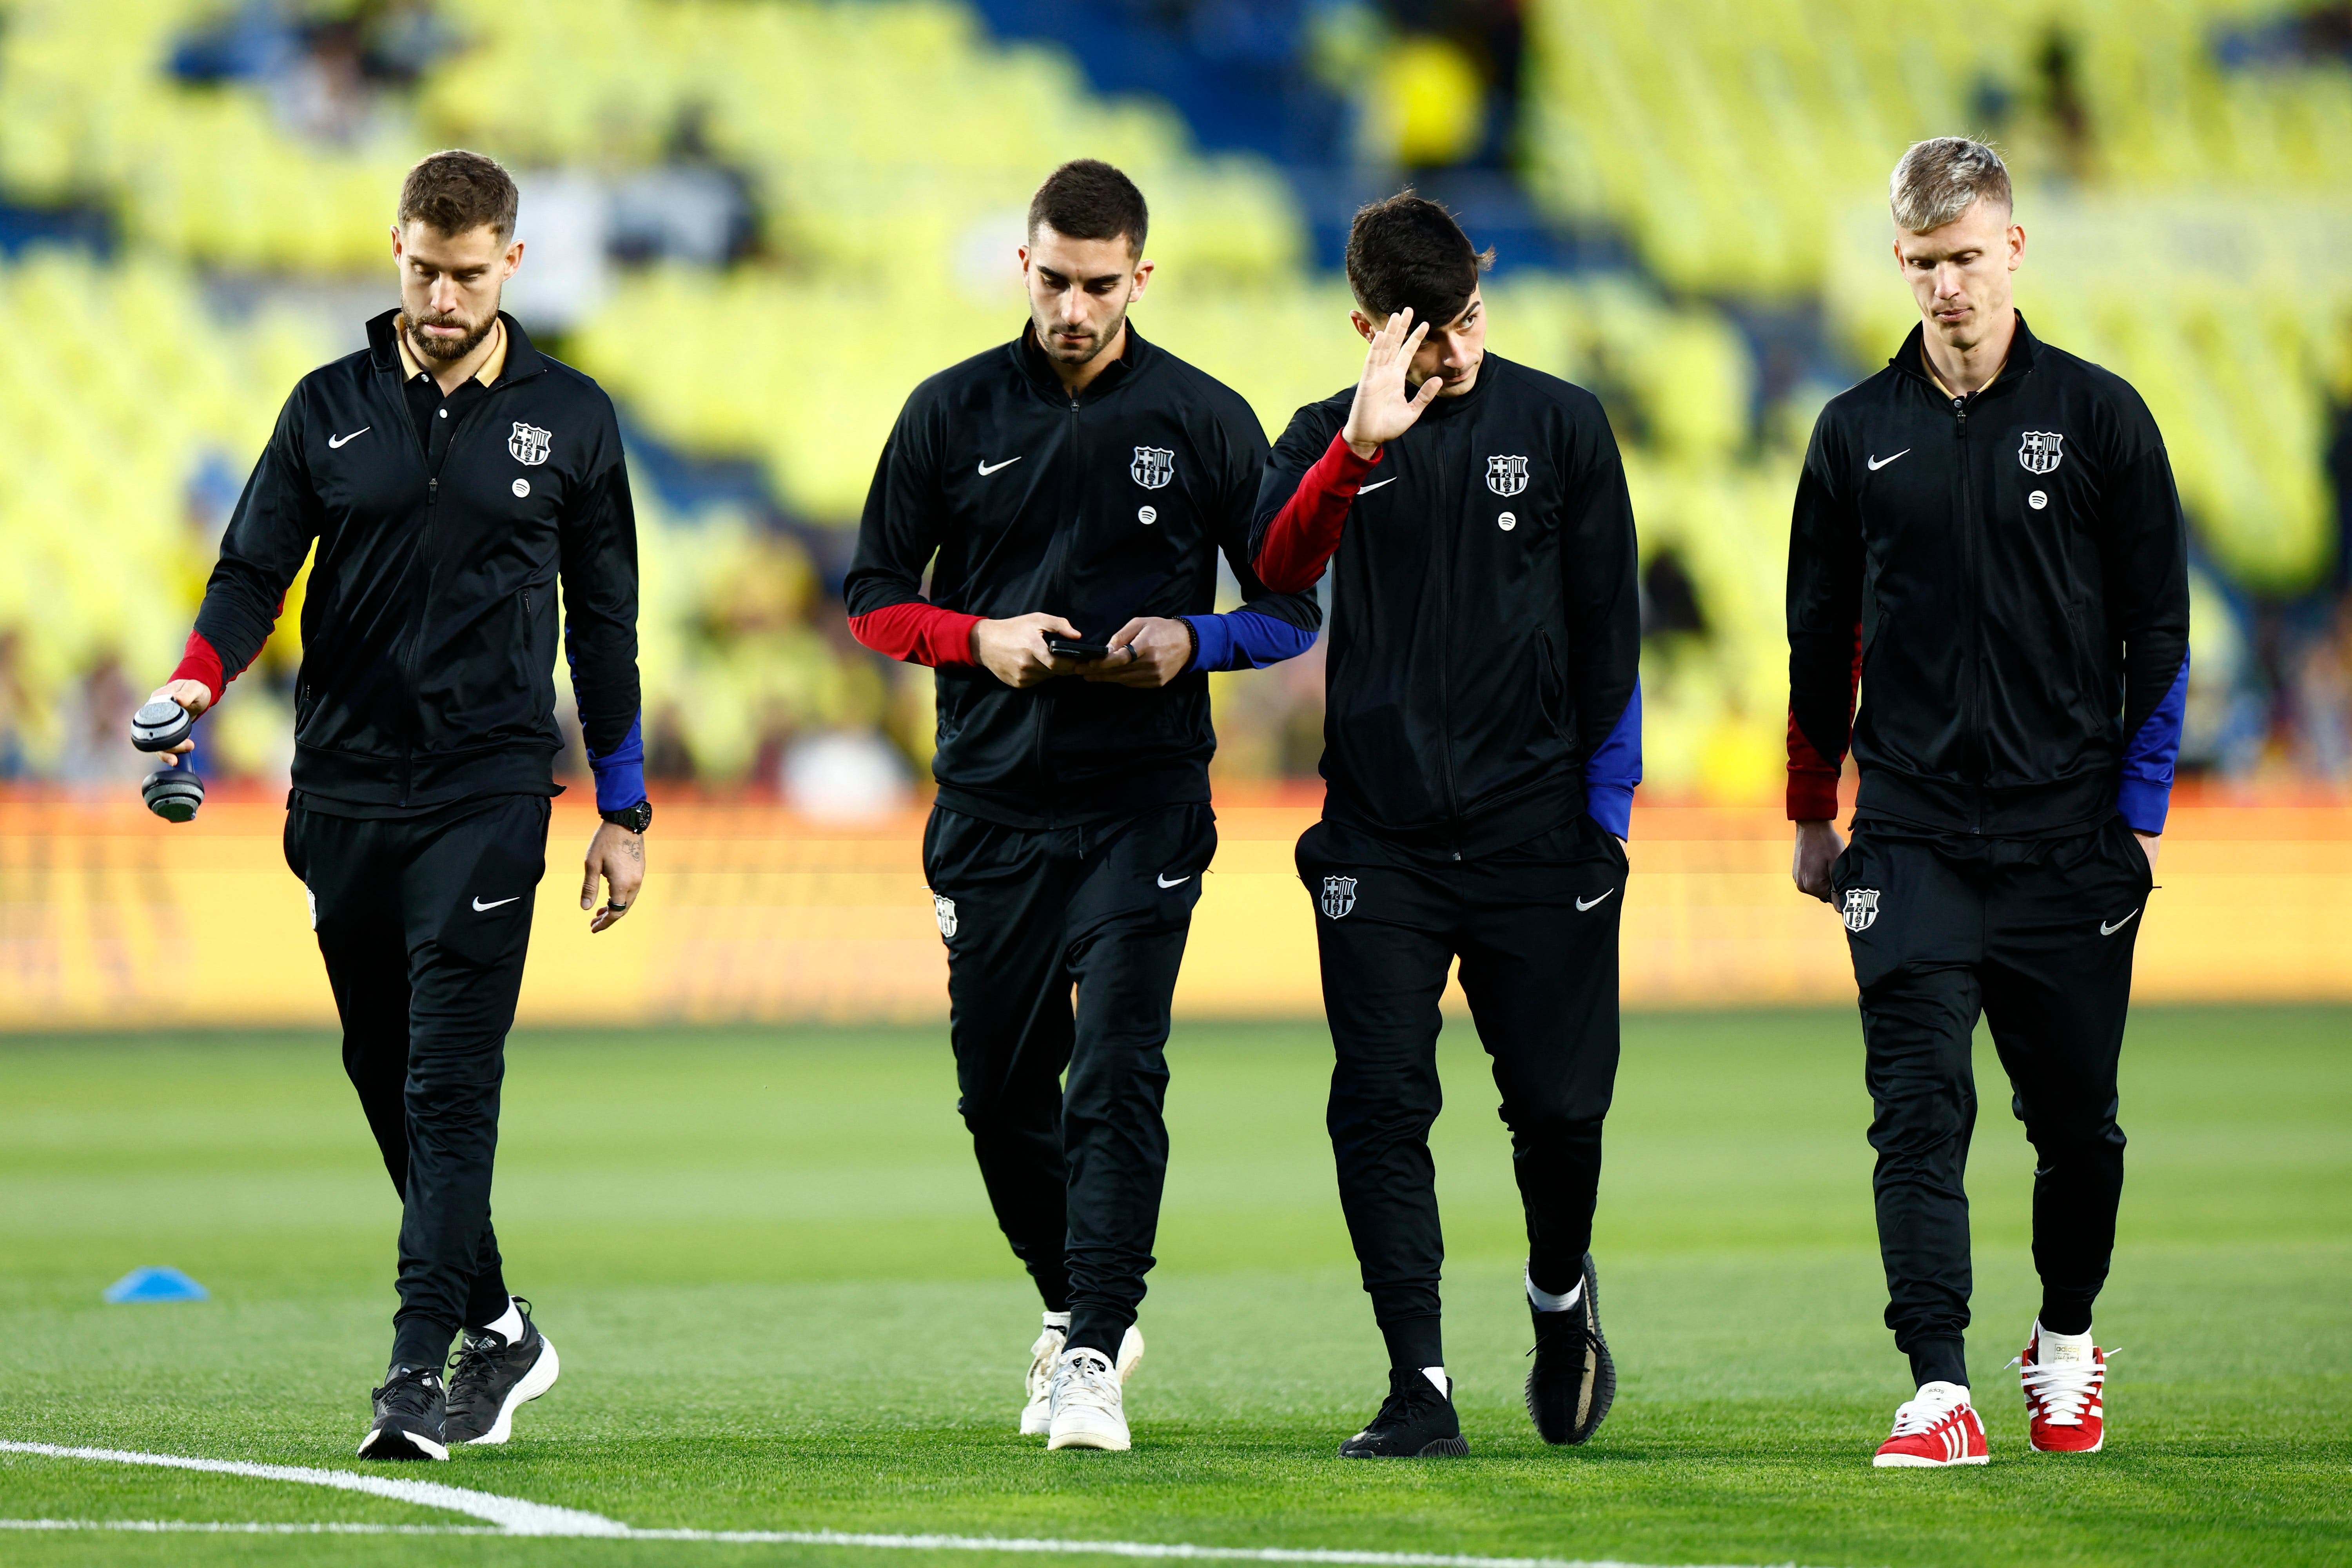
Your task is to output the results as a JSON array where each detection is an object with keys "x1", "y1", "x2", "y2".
[{"x1": 1047, "y1": 636, "x2": 1113, "y2": 662}]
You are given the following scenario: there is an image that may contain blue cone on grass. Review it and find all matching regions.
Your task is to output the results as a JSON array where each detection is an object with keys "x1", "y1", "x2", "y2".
[{"x1": 103, "y1": 1267, "x2": 209, "y2": 1303}]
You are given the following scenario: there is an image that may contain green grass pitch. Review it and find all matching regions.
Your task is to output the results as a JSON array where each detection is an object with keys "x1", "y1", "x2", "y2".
[{"x1": 1, "y1": 1006, "x2": 2346, "y2": 1566}]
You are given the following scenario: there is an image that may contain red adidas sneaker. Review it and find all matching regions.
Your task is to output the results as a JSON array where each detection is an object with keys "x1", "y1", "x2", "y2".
[
  {"x1": 1872, "y1": 1380, "x2": 1990, "y2": 1467},
  {"x1": 2019, "y1": 1327, "x2": 2111, "y2": 1453}
]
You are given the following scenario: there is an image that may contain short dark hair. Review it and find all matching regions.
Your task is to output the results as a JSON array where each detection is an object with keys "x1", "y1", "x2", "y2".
[
  {"x1": 398, "y1": 149, "x2": 519, "y2": 241},
  {"x1": 1345, "y1": 191, "x2": 1494, "y2": 328},
  {"x1": 1027, "y1": 159, "x2": 1149, "y2": 258}
]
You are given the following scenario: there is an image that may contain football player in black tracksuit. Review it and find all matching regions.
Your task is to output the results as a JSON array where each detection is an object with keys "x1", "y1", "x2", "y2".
[
  {"x1": 147, "y1": 154, "x2": 649, "y2": 1461},
  {"x1": 843, "y1": 161, "x2": 1319, "y2": 1452},
  {"x1": 1786, "y1": 140, "x2": 2189, "y2": 1468},
  {"x1": 1253, "y1": 195, "x2": 1641, "y2": 1458}
]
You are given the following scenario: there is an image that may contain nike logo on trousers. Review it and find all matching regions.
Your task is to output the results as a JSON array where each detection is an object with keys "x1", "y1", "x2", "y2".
[
  {"x1": 1156, "y1": 873, "x2": 1191, "y2": 888},
  {"x1": 328, "y1": 428, "x2": 370, "y2": 448},
  {"x1": 472, "y1": 895, "x2": 521, "y2": 912},
  {"x1": 2100, "y1": 909, "x2": 2139, "y2": 936},
  {"x1": 977, "y1": 457, "x2": 1022, "y2": 475},
  {"x1": 1575, "y1": 889, "x2": 1615, "y2": 912}
]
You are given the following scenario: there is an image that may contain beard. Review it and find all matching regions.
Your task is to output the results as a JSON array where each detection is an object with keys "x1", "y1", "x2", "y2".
[
  {"x1": 1033, "y1": 304, "x2": 1127, "y2": 367},
  {"x1": 403, "y1": 308, "x2": 496, "y2": 363}
]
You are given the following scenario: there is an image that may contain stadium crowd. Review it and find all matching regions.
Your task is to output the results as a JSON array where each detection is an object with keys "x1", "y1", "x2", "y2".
[{"x1": 0, "y1": 0, "x2": 2348, "y2": 804}]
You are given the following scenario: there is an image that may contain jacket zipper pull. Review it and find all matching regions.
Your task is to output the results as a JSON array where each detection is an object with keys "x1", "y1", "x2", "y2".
[
  {"x1": 429, "y1": 476, "x2": 440, "y2": 504},
  {"x1": 1952, "y1": 395, "x2": 1967, "y2": 437}
]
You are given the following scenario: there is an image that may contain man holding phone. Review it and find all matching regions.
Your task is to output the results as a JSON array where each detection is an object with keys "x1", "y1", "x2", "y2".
[{"x1": 844, "y1": 160, "x2": 1320, "y2": 1453}]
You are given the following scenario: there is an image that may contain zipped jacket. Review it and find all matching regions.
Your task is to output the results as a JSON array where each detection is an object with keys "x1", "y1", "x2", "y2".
[
  {"x1": 176, "y1": 310, "x2": 642, "y2": 811},
  {"x1": 1786, "y1": 314, "x2": 2190, "y2": 837},
  {"x1": 1251, "y1": 354, "x2": 1642, "y2": 857},
  {"x1": 844, "y1": 326, "x2": 1320, "y2": 830}
]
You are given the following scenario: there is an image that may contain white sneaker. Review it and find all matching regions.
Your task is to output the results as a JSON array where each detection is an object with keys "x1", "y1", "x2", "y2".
[
  {"x1": 1018, "y1": 1319, "x2": 1067, "y2": 1435},
  {"x1": 1020, "y1": 1321, "x2": 1143, "y2": 1436},
  {"x1": 1046, "y1": 1346, "x2": 1130, "y2": 1451}
]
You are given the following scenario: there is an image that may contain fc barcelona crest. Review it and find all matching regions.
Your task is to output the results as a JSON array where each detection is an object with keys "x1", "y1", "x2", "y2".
[
  {"x1": 2018, "y1": 431, "x2": 2064, "y2": 475},
  {"x1": 1486, "y1": 454, "x2": 1529, "y2": 496},
  {"x1": 1131, "y1": 446, "x2": 1174, "y2": 489},
  {"x1": 932, "y1": 893, "x2": 958, "y2": 940},
  {"x1": 1319, "y1": 875, "x2": 1357, "y2": 920},
  {"x1": 1842, "y1": 887, "x2": 1881, "y2": 933},
  {"x1": 509, "y1": 422, "x2": 553, "y2": 466}
]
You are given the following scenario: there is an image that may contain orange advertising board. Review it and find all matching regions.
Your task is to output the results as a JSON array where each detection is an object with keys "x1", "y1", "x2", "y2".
[{"x1": 2, "y1": 786, "x2": 2345, "y2": 1031}]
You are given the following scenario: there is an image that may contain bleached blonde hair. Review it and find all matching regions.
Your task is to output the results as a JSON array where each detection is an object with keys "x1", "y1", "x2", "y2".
[{"x1": 1889, "y1": 138, "x2": 2013, "y2": 233}]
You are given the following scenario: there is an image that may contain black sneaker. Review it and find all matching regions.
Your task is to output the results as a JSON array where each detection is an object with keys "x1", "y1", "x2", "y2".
[
  {"x1": 1338, "y1": 1368, "x2": 1470, "y2": 1458},
  {"x1": 443, "y1": 1299, "x2": 561, "y2": 1445},
  {"x1": 358, "y1": 1365, "x2": 448, "y2": 1461},
  {"x1": 1525, "y1": 1252, "x2": 1615, "y2": 1445}
]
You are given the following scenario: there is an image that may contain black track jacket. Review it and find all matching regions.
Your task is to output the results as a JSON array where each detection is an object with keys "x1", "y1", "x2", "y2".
[
  {"x1": 843, "y1": 327, "x2": 1321, "y2": 829},
  {"x1": 1786, "y1": 315, "x2": 2191, "y2": 837},
  {"x1": 182, "y1": 311, "x2": 641, "y2": 811},
  {"x1": 1252, "y1": 354, "x2": 1643, "y2": 857}
]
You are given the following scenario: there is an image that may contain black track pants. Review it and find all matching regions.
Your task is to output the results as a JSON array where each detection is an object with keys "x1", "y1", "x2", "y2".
[
  {"x1": 922, "y1": 802, "x2": 1215, "y2": 1360},
  {"x1": 285, "y1": 793, "x2": 549, "y2": 1371},
  {"x1": 1298, "y1": 816, "x2": 1626, "y2": 1372},
  {"x1": 1833, "y1": 813, "x2": 2151, "y2": 1389}
]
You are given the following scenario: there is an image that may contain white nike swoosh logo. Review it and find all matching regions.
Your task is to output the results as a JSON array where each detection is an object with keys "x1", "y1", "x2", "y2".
[
  {"x1": 1866, "y1": 449, "x2": 1910, "y2": 471},
  {"x1": 2100, "y1": 910, "x2": 2139, "y2": 936},
  {"x1": 1356, "y1": 477, "x2": 1397, "y2": 494},
  {"x1": 977, "y1": 457, "x2": 1022, "y2": 475},
  {"x1": 328, "y1": 428, "x2": 370, "y2": 449},
  {"x1": 471, "y1": 895, "x2": 521, "y2": 912},
  {"x1": 1575, "y1": 889, "x2": 1616, "y2": 911},
  {"x1": 1156, "y1": 873, "x2": 1191, "y2": 888}
]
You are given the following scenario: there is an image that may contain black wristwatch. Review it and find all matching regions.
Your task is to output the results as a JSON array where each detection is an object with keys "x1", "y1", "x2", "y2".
[{"x1": 600, "y1": 799, "x2": 652, "y2": 834}]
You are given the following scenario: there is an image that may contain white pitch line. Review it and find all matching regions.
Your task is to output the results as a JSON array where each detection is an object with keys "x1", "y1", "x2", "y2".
[
  {"x1": 0, "y1": 1519, "x2": 496, "y2": 1535},
  {"x1": 0, "y1": 1441, "x2": 626, "y2": 1535},
  {"x1": 2, "y1": 1440, "x2": 1816, "y2": 1568}
]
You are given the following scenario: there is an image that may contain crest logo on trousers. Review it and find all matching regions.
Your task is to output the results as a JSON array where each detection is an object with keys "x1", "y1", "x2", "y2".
[
  {"x1": 1842, "y1": 887, "x2": 1881, "y2": 933},
  {"x1": 932, "y1": 894, "x2": 958, "y2": 940},
  {"x1": 1319, "y1": 875, "x2": 1357, "y2": 919}
]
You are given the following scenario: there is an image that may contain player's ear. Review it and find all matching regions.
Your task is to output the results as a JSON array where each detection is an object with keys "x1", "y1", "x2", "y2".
[
  {"x1": 1349, "y1": 310, "x2": 1377, "y2": 344},
  {"x1": 503, "y1": 239, "x2": 524, "y2": 278},
  {"x1": 2007, "y1": 223, "x2": 2025, "y2": 270},
  {"x1": 1130, "y1": 258, "x2": 1153, "y2": 298}
]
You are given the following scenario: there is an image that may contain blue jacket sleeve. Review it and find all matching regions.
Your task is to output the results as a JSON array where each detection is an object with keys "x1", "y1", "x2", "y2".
[
  {"x1": 586, "y1": 712, "x2": 647, "y2": 812},
  {"x1": 2114, "y1": 655, "x2": 2186, "y2": 835},
  {"x1": 1582, "y1": 681, "x2": 1642, "y2": 840},
  {"x1": 1183, "y1": 608, "x2": 1318, "y2": 671}
]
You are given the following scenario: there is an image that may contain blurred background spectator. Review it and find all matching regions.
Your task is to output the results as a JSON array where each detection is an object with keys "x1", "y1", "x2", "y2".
[{"x1": 0, "y1": 0, "x2": 2346, "y2": 813}]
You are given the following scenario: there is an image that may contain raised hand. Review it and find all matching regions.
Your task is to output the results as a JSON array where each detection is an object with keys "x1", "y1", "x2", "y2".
[{"x1": 1341, "y1": 308, "x2": 1442, "y2": 459}]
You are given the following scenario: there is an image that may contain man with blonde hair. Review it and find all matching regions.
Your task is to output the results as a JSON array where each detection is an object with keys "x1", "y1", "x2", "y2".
[{"x1": 1786, "y1": 138, "x2": 2189, "y2": 1466}]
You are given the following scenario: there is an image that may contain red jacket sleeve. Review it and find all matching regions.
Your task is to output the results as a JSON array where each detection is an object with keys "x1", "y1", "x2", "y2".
[
  {"x1": 848, "y1": 602, "x2": 982, "y2": 668},
  {"x1": 1252, "y1": 432, "x2": 1383, "y2": 592},
  {"x1": 167, "y1": 629, "x2": 229, "y2": 704}
]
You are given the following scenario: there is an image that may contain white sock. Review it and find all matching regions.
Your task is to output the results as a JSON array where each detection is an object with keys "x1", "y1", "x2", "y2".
[
  {"x1": 1043, "y1": 1310, "x2": 1071, "y2": 1332},
  {"x1": 1421, "y1": 1365, "x2": 1448, "y2": 1397},
  {"x1": 1526, "y1": 1265, "x2": 1583, "y2": 1313},
  {"x1": 2036, "y1": 1320, "x2": 2095, "y2": 1364},
  {"x1": 1915, "y1": 1379, "x2": 1970, "y2": 1405},
  {"x1": 475, "y1": 1298, "x2": 524, "y2": 1344}
]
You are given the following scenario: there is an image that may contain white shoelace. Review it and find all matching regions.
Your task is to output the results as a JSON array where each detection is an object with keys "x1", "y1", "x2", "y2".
[
  {"x1": 2015, "y1": 1349, "x2": 2114, "y2": 1426},
  {"x1": 1053, "y1": 1351, "x2": 1121, "y2": 1416},
  {"x1": 1026, "y1": 1328, "x2": 1066, "y2": 1405},
  {"x1": 1888, "y1": 1388, "x2": 1970, "y2": 1437}
]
